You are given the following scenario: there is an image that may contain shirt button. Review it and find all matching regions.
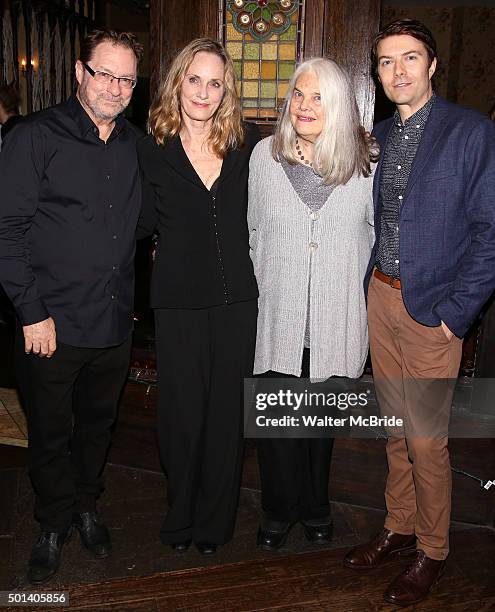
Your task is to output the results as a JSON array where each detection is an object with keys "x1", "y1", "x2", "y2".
[
  {"x1": 397, "y1": 165, "x2": 401, "y2": 170},
  {"x1": 113, "y1": 234, "x2": 117, "y2": 240},
  {"x1": 416, "y1": 124, "x2": 420, "y2": 128},
  {"x1": 111, "y1": 294, "x2": 115, "y2": 300},
  {"x1": 106, "y1": 174, "x2": 111, "y2": 180},
  {"x1": 309, "y1": 242, "x2": 318, "y2": 250},
  {"x1": 310, "y1": 211, "x2": 319, "y2": 220},
  {"x1": 112, "y1": 265, "x2": 116, "y2": 270},
  {"x1": 108, "y1": 204, "x2": 113, "y2": 209},
  {"x1": 404, "y1": 135, "x2": 409, "y2": 140},
  {"x1": 396, "y1": 226, "x2": 399, "y2": 232},
  {"x1": 395, "y1": 259, "x2": 399, "y2": 264},
  {"x1": 398, "y1": 195, "x2": 403, "y2": 200}
]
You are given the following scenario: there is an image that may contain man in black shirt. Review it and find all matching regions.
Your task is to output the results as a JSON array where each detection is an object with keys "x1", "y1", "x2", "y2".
[{"x1": 0, "y1": 29, "x2": 143, "y2": 584}]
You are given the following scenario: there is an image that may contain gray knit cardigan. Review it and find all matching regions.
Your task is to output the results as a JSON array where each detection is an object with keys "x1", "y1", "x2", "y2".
[{"x1": 248, "y1": 136, "x2": 375, "y2": 380}]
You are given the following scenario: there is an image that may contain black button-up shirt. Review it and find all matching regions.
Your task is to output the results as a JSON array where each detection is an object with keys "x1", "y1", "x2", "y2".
[
  {"x1": 376, "y1": 94, "x2": 435, "y2": 279},
  {"x1": 0, "y1": 95, "x2": 141, "y2": 347}
]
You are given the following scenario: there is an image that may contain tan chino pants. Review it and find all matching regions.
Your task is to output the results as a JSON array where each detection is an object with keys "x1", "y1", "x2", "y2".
[{"x1": 368, "y1": 272, "x2": 463, "y2": 560}]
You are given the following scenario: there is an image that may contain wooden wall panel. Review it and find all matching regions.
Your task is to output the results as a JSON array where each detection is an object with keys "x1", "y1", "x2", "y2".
[
  {"x1": 330, "y1": 438, "x2": 495, "y2": 527},
  {"x1": 302, "y1": 0, "x2": 325, "y2": 60},
  {"x1": 150, "y1": 0, "x2": 219, "y2": 100},
  {"x1": 323, "y1": 0, "x2": 380, "y2": 130}
]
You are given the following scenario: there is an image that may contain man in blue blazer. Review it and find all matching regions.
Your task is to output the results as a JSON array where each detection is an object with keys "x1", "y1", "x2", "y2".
[{"x1": 344, "y1": 19, "x2": 495, "y2": 606}]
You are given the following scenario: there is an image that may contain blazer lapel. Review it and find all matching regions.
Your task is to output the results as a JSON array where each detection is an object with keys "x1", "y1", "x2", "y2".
[
  {"x1": 161, "y1": 135, "x2": 206, "y2": 190},
  {"x1": 402, "y1": 98, "x2": 450, "y2": 204},
  {"x1": 161, "y1": 136, "x2": 242, "y2": 192}
]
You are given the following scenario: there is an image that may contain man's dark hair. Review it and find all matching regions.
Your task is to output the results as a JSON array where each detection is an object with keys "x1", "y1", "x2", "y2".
[
  {"x1": 79, "y1": 28, "x2": 144, "y2": 65},
  {"x1": 372, "y1": 19, "x2": 437, "y2": 71},
  {"x1": 0, "y1": 82, "x2": 21, "y2": 115}
]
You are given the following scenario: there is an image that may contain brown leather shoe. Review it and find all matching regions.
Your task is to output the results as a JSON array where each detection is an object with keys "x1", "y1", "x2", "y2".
[
  {"x1": 344, "y1": 528, "x2": 416, "y2": 570},
  {"x1": 383, "y1": 549, "x2": 445, "y2": 606}
]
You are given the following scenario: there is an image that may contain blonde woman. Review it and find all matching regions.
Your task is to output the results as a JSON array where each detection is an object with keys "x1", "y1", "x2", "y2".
[
  {"x1": 137, "y1": 39, "x2": 259, "y2": 555},
  {"x1": 248, "y1": 58, "x2": 377, "y2": 549}
]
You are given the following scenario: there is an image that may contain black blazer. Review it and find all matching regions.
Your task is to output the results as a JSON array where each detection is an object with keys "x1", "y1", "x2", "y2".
[{"x1": 137, "y1": 123, "x2": 260, "y2": 309}]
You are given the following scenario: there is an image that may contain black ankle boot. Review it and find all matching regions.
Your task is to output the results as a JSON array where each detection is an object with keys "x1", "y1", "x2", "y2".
[
  {"x1": 73, "y1": 511, "x2": 111, "y2": 559},
  {"x1": 28, "y1": 529, "x2": 72, "y2": 585}
]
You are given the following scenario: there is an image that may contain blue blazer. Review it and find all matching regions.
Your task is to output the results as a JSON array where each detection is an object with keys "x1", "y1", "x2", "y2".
[{"x1": 365, "y1": 95, "x2": 495, "y2": 338}]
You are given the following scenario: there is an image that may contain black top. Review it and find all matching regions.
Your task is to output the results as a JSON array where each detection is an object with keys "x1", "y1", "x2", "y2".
[
  {"x1": 137, "y1": 123, "x2": 260, "y2": 309},
  {"x1": 376, "y1": 94, "x2": 435, "y2": 279},
  {"x1": 0, "y1": 95, "x2": 141, "y2": 347}
]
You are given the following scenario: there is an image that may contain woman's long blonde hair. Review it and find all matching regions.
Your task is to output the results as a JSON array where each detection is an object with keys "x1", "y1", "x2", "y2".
[
  {"x1": 272, "y1": 57, "x2": 378, "y2": 185},
  {"x1": 148, "y1": 38, "x2": 244, "y2": 156}
]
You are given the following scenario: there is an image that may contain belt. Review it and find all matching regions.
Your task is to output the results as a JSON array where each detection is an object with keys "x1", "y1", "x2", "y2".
[{"x1": 374, "y1": 268, "x2": 401, "y2": 289}]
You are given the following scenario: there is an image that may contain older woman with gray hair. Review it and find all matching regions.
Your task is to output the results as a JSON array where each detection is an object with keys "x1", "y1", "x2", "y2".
[{"x1": 248, "y1": 57, "x2": 377, "y2": 549}]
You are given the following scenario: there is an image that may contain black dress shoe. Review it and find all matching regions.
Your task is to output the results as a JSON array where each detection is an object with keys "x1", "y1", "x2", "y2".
[
  {"x1": 196, "y1": 541, "x2": 217, "y2": 555},
  {"x1": 256, "y1": 521, "x2": 291, "y2": 551},
  {"x1": 73, "y1": 511, "x2": 111, "y2": 559},
  {"x1": 28, "y1": 529, "x2": 71, "y2": 585},
  {"x1": 301, "y1": 521, "x2": 333, "y2": 544},
  {"x1": 171, "y1": 539, "x2": 192, "y2": 552}
]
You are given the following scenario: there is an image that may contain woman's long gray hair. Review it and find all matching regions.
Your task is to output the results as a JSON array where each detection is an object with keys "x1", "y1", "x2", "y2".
[{"x1": 272, "y1": 57, "x2": 377, "y2": 185}]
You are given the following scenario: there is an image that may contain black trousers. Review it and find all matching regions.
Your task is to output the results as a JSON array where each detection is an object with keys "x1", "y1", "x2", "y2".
[
  {"x1": 15, "y1": 332, "x2": 131, "y2": 532},
  {"x1": 155, "y1": 299, "x2": 257, "y2": 545},
  {"x1": 257, "y1": 349, "x2": 335, "y2": 524}
]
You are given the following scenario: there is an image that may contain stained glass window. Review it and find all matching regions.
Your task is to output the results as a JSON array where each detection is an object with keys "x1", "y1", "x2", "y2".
[{"x1": 221, "y1": 1, "x2": 305, "y2": 120}]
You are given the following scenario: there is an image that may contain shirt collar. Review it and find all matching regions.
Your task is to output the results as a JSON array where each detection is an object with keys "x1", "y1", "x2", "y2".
[
  {"x1": 65, "y1": 94, "x2": 127, "y2": 139},
  {"x1": 394, "y1": 92, "x2": 436, "y2": 129}
]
